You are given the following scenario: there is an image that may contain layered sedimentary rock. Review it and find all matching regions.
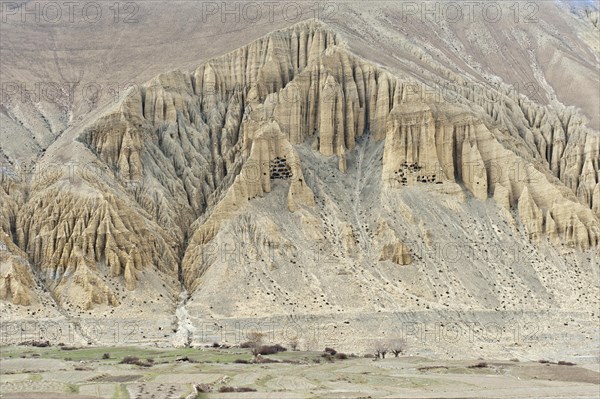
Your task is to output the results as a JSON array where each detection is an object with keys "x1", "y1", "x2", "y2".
[
  {"x1": 0, "y1": 22, "x2": 336, "y2": 307},
  {"x1": 379, "y1": 243, "x2": 412, "y2": 266},
  {"x1": 181, "y1": 120, "x2": 315, "y2": 287},
  {"x1": 14, "y1": 180, "x2": 180, "y2": 308},
  {"x1": 376, "y1": 220, "x2": 412, "y2": 266},
  {"x1": 0, "y1": 20, "x2": 598, "y2": 317},
  {"x1": 1, "y1": 232, "x2": 35, "y2": 306}
]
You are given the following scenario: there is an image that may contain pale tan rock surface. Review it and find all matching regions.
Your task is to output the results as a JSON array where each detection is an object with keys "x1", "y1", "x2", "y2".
[
  {"x1": 1, "y1": 231, "x2": 35, "y2": 306},
  {"x1": 1, "y1": 6, "x2": 599, "y2": 357}
]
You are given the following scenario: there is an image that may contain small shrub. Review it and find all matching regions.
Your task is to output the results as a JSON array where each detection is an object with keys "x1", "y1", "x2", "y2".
[
  {"x1": 335, "y1": 352, "x2": 348, "y2": 360},
  {"x1": 538, "y1": 359, "x2": 550, "y2": 364},
  {"x1": 120, "y1": 356, "x2": 152, "y2": 367},
  {"x1": 272, "y1": 344, "x2": 287, "y2": 352},
  {"x1": 240, "y1": 341, "x2": 252, "y2": 348},
  {"x1": 102, "y1": 353, "x2": 110, "y2": 359},
  {"x1": 557, "y1": 360, "x2": 575, "y2": 366},
  {"x1": 257, "y1": 345, "x2": 277, "y2": 355},
  {"x1": 257, "y1": 344, "x2": 287, "y2": 355},
  {"x1": 321, "y1": 353, "x2": 334, "y2": 361},
  {"x1": 324, "y1": 347, "x2": 337, "y2": 355},
  {"x1": 255, "y1": 356, "x2": 279, "y2": 364},
  {"x1": 175, "y1": 356, "x2": 196, "y2": 363},
  {"x1": 19, "y1": 340, "x2": 50, "y2": 348},
  {"x1": 418, "y1": 365, "x2": 449, "y2": 371},
  {"x1": 212, "y1": 342, "x2": 220, "y2": 348},
  {"x1": 363, "y1": 354, "x2": 375, "y2": 358},
  {"x1": 468, "y1": 362, "x2": 488, "y2": 368},
  {"x1": 510, "y1": 358, "x2": 519, "y2": 362},
  {"x1": 236, "y1": 387, "x2": 257, "y2": 392},
  {"x1": 120, "y1": 356, "x2": 140, "y2": 365},
  {"x1": 233, "y1": 359, "x2": 250, "y2": 364},
  {"x1": 217, "y1": 386, "x2": 257, "y2": 393}
]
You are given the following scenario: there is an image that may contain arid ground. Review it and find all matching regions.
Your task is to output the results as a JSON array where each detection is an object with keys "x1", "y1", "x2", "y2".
[
  {"x1": 1, "y1": 1, "x2": 599, "y2": 397},
  {"x1": 1, "y1": 344, "x2": 599, "y2": 398}
]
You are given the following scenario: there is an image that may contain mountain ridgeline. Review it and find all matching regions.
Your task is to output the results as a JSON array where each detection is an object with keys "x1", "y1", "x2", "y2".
[{"x1": 1, "y1": 22, "x2": 598, "y2": 338}]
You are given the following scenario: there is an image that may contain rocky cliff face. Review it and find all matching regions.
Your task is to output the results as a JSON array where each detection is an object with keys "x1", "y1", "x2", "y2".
[{"x1": 0, "y1": 21, "x2": 598, "y2": 338}]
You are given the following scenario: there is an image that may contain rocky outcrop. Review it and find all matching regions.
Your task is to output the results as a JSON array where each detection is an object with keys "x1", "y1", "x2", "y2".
[
  {"x1": 518, "y1": 187, "x2": 544, "y2": 241},
  {"x1": 13, "y1": 176, "x2": 179, "y2": 308},
  {"x1": 460, "y1": 141, "x2": 488, "y2": 201},
  {"x1": 181, "y1": 121, "x2": 314, "y2": 287},
  {"x1": 376, "y1": 220, "x2": 412, "y2": 266},
  {"x1": 0, "y1": 232, "x2": 35, "y2": 306},
  {"x1": 0, "y1": 20, "x2": 598, "y2": 313},
  {"x1": 382, "y1": 103, "x2": 440, "y2": 187},
  {"x1": 379, "y1": 242, "x2": 412, "y2": 266}
]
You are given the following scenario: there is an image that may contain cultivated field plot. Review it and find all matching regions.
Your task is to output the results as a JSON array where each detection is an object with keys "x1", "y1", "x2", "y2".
[{"x1": 1, "y1": 345, "x2": 598, "y2": 398}]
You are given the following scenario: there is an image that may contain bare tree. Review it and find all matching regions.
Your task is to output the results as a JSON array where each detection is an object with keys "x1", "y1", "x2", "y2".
[
  {"x1": 389, "y1": 338, "x2": 406, "y2": 357},
  {"x1": 289, "y1": 337, "x2": 299, "y2": 351},
  {"x1": 246, "y1": 331, "x2": 265, "y2": 357},
  {"x1": 374, "y1": 341, "x2": 388, "y2": 359}
]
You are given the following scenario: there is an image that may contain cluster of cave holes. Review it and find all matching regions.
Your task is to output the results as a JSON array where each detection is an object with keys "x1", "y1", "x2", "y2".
[
  {"x1": 394, "y1": 162, "x2": 441, "y2": 185},
  {"x1": 269, "y1": 156, "x2": 292, "y2": 179}
]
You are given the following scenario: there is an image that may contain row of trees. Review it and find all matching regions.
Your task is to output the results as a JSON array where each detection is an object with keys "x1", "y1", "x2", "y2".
[
  {"x1": 374, "y1": 339, "x2": 407, "y2": 359},
  {"x1": 241, "y1": 332, "x2": 407, "y2": 360}
]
